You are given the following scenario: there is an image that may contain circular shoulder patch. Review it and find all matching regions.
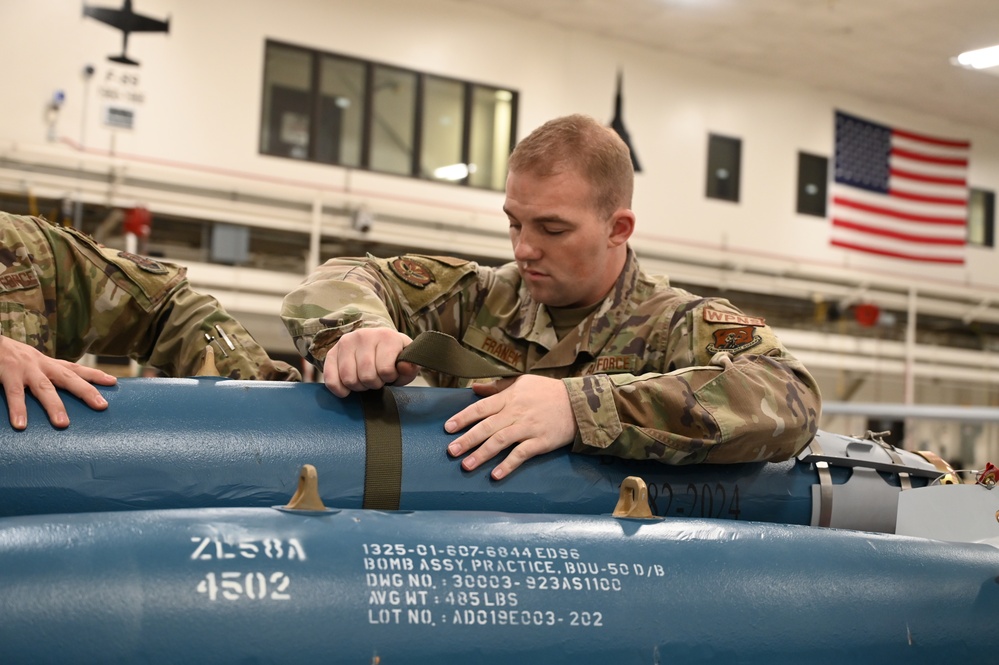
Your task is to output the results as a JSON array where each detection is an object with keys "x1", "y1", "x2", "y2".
[
  {"x1": 117, "y1": 251, "x2": 168, "y2": 274},
  {"x1": 390, "y1": 257, "x2": 435, "y2": 289}
]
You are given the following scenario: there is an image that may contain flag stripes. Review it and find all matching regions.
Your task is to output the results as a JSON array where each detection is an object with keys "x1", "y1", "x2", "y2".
[{"x1": 830, "y1": 111, "x2": 970, "y2": 265}]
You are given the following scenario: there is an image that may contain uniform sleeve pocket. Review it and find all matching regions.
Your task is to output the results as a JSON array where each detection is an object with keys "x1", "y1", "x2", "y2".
[{"x1": 0, "y1": 301, "x2": 48, "y2": 351}]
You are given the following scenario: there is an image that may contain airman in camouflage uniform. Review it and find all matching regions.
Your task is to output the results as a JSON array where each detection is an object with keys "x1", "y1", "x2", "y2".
[
  {"x1": 0, "y1": 211, "x2": 300, "y2": 428},
  {"x1": 282, "y1": 114, "x2": 821, "y2": 478}
]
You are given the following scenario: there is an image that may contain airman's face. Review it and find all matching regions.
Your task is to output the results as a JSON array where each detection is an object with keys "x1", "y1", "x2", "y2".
[{"x1": 504, "y1": 169, "x2": 629, "y2": 308}]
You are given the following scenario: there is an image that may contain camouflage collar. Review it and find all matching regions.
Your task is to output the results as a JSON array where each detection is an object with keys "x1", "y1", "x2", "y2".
[
  {"x1": 508, "y1": 246, "x2": 644, "y2": 354},
  {"x1": 570, "y1": 247, "x2": 644, "y2": 356}
]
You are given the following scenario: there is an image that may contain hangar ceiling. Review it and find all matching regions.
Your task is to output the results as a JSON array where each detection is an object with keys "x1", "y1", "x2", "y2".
[{"x1": 455, "y1": 0, "x2": 999, "y2": 134}]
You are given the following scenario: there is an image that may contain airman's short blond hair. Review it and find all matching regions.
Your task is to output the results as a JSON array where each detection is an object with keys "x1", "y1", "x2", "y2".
[{"x1": 507, "y1": 114, "x2": 634, "y2": 218}]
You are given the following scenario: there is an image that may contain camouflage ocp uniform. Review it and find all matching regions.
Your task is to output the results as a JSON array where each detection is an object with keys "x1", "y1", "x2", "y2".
[
  {"x1": 281, "y1": 249, "x2": 821, "y2": 464},
  {"x1": 0, "y1": 212, "x2": 300, "y2": 381}
]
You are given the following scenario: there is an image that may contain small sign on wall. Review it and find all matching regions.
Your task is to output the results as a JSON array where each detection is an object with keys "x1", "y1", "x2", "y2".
[{"x1": 104, "y1": 105, "x2": 135, "y2": 130}]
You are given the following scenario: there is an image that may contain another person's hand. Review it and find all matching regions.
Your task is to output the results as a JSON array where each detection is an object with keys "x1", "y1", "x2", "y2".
[
  {"x1": 444, "y1": 375, "x2": 578, "y2": 480},
  {"x1": 323, "y1": 328, "x2": 419, "y2": 397},
  {"x1": 0, "y1": 336, "x2": 117, "y2": 429}
]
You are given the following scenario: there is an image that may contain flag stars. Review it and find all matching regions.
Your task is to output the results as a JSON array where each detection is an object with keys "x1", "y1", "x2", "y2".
[
  {"x1": 835, "y1": 114, "x2": 890, "y2": 191},
  {"x1": 830, "y1": 110, "x2": 970, "y2": 265}
]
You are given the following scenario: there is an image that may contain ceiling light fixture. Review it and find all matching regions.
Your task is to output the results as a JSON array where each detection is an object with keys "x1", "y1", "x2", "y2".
[
  {"x1": 954, "y1": 44, "x2": 999, "y2": 70},
  {"x1": 433, "y1": 163, "x2": 476, "y2": 181}
]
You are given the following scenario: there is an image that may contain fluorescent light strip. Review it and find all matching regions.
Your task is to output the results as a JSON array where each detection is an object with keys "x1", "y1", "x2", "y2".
[{"x1": 956, "y1": 44, "x2": 999, "y2": 70}]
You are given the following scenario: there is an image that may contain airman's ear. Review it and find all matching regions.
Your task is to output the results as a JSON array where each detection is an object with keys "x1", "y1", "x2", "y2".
[{"x1": 608, "y1": 209, "x2": 635, "y2": 248}]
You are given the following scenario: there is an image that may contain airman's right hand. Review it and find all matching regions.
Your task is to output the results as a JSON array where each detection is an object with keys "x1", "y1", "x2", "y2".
[
  {"x1": 0, "y1": 335, "x2": 117, "y2": 429},
  {"x1": 322, "y1": 328, "x2": 419, "y2": 397}
]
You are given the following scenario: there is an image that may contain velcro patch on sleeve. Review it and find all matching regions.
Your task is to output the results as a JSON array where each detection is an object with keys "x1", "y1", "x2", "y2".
[
  {"x1": 706, "y1": 326, "x2": 761, "y2": 354},
  {"x1": 0, "y1": 268, "x2": 40, "y2": 292},
  {"x1": 695, "y1": 305, "x2": 770, "y2": 357},
  {"x1": 117, "y1": 251, "x2": 169, "y2": 274},
  {"x1": 377, "y1": 254, "x2": 476, "y2": 313},
  {"x1": 389, "y1": 257, "x2": 435, "y2": 288},
  {"x1": 703, "y1": 307, "x2": 765, "y2": 327}
]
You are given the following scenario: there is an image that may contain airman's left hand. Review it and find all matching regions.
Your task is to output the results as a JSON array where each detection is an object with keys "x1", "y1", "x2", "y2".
[{"x1": 444, "y1": 375, "x2": 577, "y2": 480}]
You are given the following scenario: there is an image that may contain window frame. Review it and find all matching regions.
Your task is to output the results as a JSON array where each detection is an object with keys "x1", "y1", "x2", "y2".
[
  {"x1": 796, "y1": 151, "x2": 828, "y2": 218},
  {"x1": 967, "y1": 187, "x2": 995, "y2": 248},
  {"x1": 260, "y1": 39, "x2": 518, "y2": 191},
  {"x1": 705, "y1": 133, "x2": 742, "y2": 203}
]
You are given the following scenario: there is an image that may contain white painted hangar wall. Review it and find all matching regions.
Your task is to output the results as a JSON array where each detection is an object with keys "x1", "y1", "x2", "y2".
[{"x1": 2, "y1": 0, "x2": 999, "y2": 285}]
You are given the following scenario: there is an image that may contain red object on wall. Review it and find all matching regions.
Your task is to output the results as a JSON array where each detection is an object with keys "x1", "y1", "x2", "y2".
[
  {"x1": 853, "y1": 303, "x2": 880, "y2": 327},
  {"x1": 123, "y1": 207, "x2": 152, "y2": 238}
]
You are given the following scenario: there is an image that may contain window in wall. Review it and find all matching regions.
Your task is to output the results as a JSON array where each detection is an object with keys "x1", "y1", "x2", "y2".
[
  {"x1": 316, "y1": 54, "x2": 365, "y2": 167},
  {"x1": 968, "y1": 187, "x2": 995, "y2": 248},
  {"x1": 260, "y1": 44, "x2": 313, "y2": 160},
  {"x1": 211, "y1": 223, "x2": 249, "y2": 265},
  {"x1": 796, "y1": 152, "x2": 828, "y2": 217},
  {"x1": 422, "y1": 76, "x2": 465, "y2": 181},
  {"x1": 469, "y1": 87, "x2": 516, "y2": 190},
  {"x1": 260, "y1": 40, "x2": 518, "y2": 191},
  {"x1": 370, "y1": 65, "x2": 418, "y2": 176},
  {"x1": 706, "y1": 134, "x2": 741, "y2": 202},
  {"x1": 247, "y1": 226, "x2": 310, "y2": 273}
]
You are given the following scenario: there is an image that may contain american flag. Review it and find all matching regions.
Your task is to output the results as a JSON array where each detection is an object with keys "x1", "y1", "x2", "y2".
[{"x1": 830, "y1": 110, "x2": 970, "y2": 265}]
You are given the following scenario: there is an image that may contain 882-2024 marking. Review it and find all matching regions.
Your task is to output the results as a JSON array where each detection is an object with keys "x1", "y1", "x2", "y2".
[{"x1": 645, "y1": 482, "x2": 741, "y2": 520}]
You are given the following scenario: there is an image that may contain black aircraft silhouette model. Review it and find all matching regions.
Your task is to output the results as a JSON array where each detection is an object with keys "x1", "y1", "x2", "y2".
[{"x1": 82, "y1": 0, "x2": 170, "y2": 66}]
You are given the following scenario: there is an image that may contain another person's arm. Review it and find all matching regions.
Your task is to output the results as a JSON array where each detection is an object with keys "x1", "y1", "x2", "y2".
[
  {"x1": 0, "y1": 335, "x2": 115, "y2": 429},
  {"x1": 125, "y1": 281, "x2": 302, "y2": 381},
  {"x1": 42, "y1": 223, "x2": 301, "y2": 382},
  {"x1": 0, "y1": 214, "x2": 299, "y2": 428}
]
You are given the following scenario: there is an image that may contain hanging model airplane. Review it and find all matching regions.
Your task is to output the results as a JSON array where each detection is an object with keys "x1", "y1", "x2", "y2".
[{"x1": 82, "y1": 0, "x2": 170, "y2": 66}]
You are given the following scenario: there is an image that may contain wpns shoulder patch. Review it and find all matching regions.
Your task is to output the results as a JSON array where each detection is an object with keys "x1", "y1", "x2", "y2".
[
  {"x1": 390, "y1": 257, "x2": 435, "y2": 289},
  {"x1": 703, "y1": 307, "x2": 765, "y2": 327},
  {"x1": 706, "y1": 326, "x2": 761, "y2": 354}
]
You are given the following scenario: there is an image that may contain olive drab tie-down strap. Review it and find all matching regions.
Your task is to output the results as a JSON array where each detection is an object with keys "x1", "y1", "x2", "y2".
[
  {"x1": 360, "y1": 389, "x2": 403, "y2": 510},
  {"x1": 360, "y1": 331, "x2": 519, "y2": 510},
  {"x1": 397, "y1": 330, "x2": 521, "y2": 378}
]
